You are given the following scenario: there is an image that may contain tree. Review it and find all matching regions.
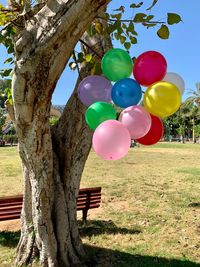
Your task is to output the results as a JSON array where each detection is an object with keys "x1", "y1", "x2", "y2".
[
  {"x1": 0, "y1": 107, "x2": 6, "y2": 135},
  {"x1": 0, "y1": 1, "x2": 181, "y2": 266},
  {"x1": 185, "y1": 83, "x2": 200, "y2": 142},
  {"x1": 0, "y1": 79, "x2": 11, "y2": 108}
]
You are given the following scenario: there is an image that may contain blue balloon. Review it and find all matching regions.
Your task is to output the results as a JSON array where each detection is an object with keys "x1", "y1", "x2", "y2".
[{"x1": 111, "y1": 78, "x2": 142, "y2": 108}]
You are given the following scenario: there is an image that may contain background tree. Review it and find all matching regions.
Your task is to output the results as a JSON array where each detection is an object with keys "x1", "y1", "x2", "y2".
[
  {"x1": 0, "y1": 79, "x2": 12, "y2": 107},
  {"x1": 0, "y1": 107, "x2": 6, "y2": 136},
  {"x1": 0, "y1": 1, "x2": 182, "y2": 266},
  {"x1": 185, "y1": 82, "x2": 200, "y2": 142}
]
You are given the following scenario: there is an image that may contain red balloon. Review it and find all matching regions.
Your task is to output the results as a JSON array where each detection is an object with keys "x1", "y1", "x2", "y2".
[
  {"x1": 133, "y1": 51, "x2": 167, "y2": 86},
  {"x1": 136, "y1": 114, "x2": 164, "y2": 145}
]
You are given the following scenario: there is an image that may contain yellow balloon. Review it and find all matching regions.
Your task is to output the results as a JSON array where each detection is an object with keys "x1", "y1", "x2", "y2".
[{"x1": 144, "y1": 81, "x2": 181, "y2": 118}]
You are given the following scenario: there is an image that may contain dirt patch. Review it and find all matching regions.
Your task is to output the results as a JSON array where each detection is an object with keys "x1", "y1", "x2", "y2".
[{"x1": 0, "y1": 219, "x2": 20, "y2": 232}]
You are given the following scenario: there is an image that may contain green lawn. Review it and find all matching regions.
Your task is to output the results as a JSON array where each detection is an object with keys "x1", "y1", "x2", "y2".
[{"x1": 0, "y1": 143, "x2": 200, "y2": 266}]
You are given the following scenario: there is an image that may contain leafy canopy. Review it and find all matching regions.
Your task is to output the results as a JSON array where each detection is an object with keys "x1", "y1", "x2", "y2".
[{"x1": 0, "y1": 1, "x2": 182, "y2": 101}]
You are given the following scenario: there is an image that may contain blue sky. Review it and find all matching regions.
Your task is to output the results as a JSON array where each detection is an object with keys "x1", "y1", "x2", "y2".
[{"x1": 0, "y1": 0, "x2": 200, "y2": 105}]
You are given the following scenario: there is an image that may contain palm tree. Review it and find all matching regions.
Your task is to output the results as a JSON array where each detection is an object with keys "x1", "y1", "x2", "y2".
[{"x1": 186, "y1": 82, "x2": 200, "y2": 105}]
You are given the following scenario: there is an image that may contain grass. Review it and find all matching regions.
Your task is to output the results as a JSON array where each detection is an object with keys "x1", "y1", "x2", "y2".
[{"x1": 0, "y1": 143, "x2": 200, "y2": 266}]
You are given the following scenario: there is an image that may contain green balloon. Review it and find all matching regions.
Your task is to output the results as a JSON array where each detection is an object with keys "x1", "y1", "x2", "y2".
[
  {"x1": 85, "y1": 102, "x2": 117, "y2": 130},
  {"x1": 101, "y1": 48, "x2": 133, "y2": 82}
]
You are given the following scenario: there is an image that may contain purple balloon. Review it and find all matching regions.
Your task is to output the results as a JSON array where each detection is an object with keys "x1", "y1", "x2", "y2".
[{"x1": 78, "y1": 75, "x2": 112, "y2": 106}]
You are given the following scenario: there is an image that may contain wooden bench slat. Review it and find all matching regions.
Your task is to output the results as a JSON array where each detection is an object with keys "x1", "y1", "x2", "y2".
[
  {"x1": 0, "y1": 209, "x2": 22, "y2": 216},
  {"x1": 0, "y1": 195, "x2": 23, "y2": 203},
  {"x1": 77, "y1": 200, "x2": 101, "y2": 206},
  {"x1": 0, "y1": 201, "x2": 23, "y2": 208},
  {"x1": 0, "y1": 213, "x2": 21, "y2": 221},
  {"x1": 0, "y1": 205, "x2": 22, "y2": 212},
  {"x1": 77, "y1": 196, "x2": 101, "y2": 202},
  {"x1": 79, "y1": 187, "x2": 101, "y2": 194},
  {"x1": 78, "y1": 194, "x2": 101, "y2": 199}
]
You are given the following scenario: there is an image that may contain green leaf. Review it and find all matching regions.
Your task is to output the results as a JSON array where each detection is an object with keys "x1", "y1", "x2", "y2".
[
  {"x1": 114, "y1": 32, "x2": 120, "y2": 40},
  {"x1": 85, "y1": 54, "x2": 93, "y2": 62},
  {"x1": 167, "y1": 13, "x2": 182, "y2": 25},
  {"x1": 130, "y1": 2, "x2": 143, "y2": 8},
  {"x1": 7, "y1": 46, "x2": 14, "y2": 54},
  {"x1": 122, "y1": 23, "x2": 127, "y2": 29},
  {"x1": 130, "y1": 36, "x2": 137, "y2": 44},
  {"x1": 120, "y1": 35, "x2": 126, "y2": 44},
  {"x1": 95, "y1": 22, "x2": 103, "y2": 34},
  {"x1": 113, "y1": 6, "x2": 125, "y2": 13},
  {"x1": 0, "y1": 69, "x2": 12, "y2": 77},
  {"x1": 111, "y1": 13, "x2": 122, "y2": 20},
  {"x1": 77, "y1": 52, "x2": 84, "y2": 63},
  {"x1": 4, "y1": 57, "x2": 13, "y2": 64},
  {"x1": 104, "y1": 13, "x2": 110, "y2": 20},
  {"x1": 134, "y1": 13, "x2": 147, "y2": 22},
  {"x1": 124, "y1": 42, "x2": 131, "y2": 50},
  {"x1": 157, "y1": 24, "x2": 170, "y2": 39},
  {"x1": 128, "y1": 21, "x2": 135, "y2": 33},
  {"x1": 147, "y1": 0, "x2": 158, "y2": 10},
  {"x1": 146, "y1": 15, "x2": 154, "y2": 21}
]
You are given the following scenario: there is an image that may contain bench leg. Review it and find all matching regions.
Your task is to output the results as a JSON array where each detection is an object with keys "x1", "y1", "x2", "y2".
[{"x1": 82, "y1": 209, "x2": 88, "y2": 224}]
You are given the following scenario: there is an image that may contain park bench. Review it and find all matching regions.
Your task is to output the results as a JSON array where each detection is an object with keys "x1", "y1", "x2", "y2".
[{"x1": 0, "y1": 187, "x2": 101, "y2": 223}]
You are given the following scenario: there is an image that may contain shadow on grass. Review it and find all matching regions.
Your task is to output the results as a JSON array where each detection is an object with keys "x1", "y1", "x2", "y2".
[
  {"x1": 84, "y1": 244, "x2": 200, "y2": 267},
  {"x1": 0, "y1": 228, "x2": 200, "y2": 267},
  {"x1": 188, "y1": 202, "x2": 200, "y2": 208},
  {"x1": 79, "y1": 220, "x2": 141, "y2": 237},
  {"x1": 0, "y1": 231, "x2": 20, "y2": 247}
]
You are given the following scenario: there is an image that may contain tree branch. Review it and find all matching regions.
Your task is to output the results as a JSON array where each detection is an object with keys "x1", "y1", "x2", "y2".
[
  {"x1": 79, "y1": 39, "x2": 102, "y2": 59},
  {"x1": 109, "y1": 18, "x2": 165, "y2": 24},
  {"x1": 73, "y1": 50, "x2": 82, "y2": 80}
]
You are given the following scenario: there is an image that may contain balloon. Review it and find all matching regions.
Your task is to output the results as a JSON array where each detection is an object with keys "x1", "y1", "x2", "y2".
[
  {"x1": 119, "y1": 106, "x2": 151, "y2": 139},
  {"x1": 78, "y1": 75, "x2": 112, "y2": 106},
  {"x1": 111, "y1": 78, "x2": 142, "y2": 108},
  {"x1": 133, "y1": 51, "x2": 167, "y2": 86},
  {"x1": 144, "y1": 81, "x2": 181, "y2": 118},
  {"x1": 136, "y1": 114, "x2": 164, "y2": 145},
  {"x1": 102, "y1": 48, "x2": 133, "y2": 81},
  {"x1": 85, "y1": 102, "x2": 117, "y2": 130},
  {"x1": 163, "y1": 72, "x2": 185, "y2": 95},
  {"x1": 92, "y1": 120, "x2": 131, "y2": 160}
]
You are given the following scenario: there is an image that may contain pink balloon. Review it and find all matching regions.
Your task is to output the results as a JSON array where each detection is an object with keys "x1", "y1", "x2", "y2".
[
  {"x1": 119, "y1": 106, "x2": 151, "y2": 139},
  {"x1": 92, "y1": 120, "x2": 131, "y2": 160},
  {"x1": 133, "y1": 51, "x2": 167, "y2": 86}
]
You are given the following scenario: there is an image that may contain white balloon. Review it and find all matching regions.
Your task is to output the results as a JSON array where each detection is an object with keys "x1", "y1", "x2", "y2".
[{"x1": 163, "y1": 72, "x2": 185, "y2": 95}]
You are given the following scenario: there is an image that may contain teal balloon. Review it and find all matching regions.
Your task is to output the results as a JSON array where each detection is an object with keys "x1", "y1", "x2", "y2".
[
  {"x1": 85, "y1": 102, "x2": 117, "y2": 130},
  {"x1": 101, "y1": 48, "x2": 133, "y2": 82}
]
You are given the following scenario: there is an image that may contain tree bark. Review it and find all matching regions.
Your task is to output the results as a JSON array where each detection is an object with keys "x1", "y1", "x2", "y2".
[
  {"x1": 192, "y1": 117, "x2": 196, "y2": 143},
  {"x1": 13, "y1": 1, "x2": 111, "y2": 266}
]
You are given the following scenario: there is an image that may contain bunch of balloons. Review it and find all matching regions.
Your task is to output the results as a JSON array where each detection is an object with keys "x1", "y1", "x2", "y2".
[{"x1": 78, "y1": 48, "x2": 185, "y2": 161}]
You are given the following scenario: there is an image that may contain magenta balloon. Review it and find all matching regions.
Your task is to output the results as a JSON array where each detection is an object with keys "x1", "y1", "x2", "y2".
[
  {"x1": 92, "y1": 120, "x2": 131, "y2": 160},
  {"x1": 119, "y1": 106, "x2": 151, "y2": 139},
  {"x1": 78, "y1": 75, "x2": 112, "y2": 106},
  {"x1": 133, "y1": 51, "x2": 167, "y2": 86}
]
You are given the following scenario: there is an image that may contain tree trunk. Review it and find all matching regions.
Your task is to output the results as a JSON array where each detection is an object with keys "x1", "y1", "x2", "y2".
[
  {"x1": 12, "y1": 1, "x2": 111, "y2": 266},
  {"x1": 192, "y1": 117, "x2": 196, "y2": 143}
]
